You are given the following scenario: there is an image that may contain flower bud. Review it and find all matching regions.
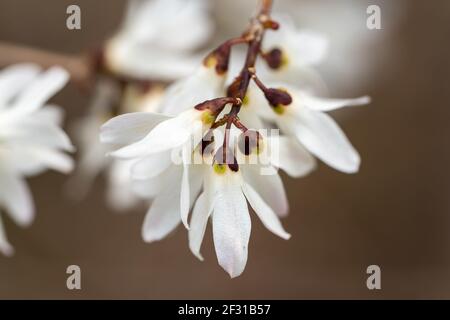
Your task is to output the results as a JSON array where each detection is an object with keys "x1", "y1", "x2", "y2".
[
  {"x1": 238, "y1": 130, "x2": 263, "y2": 156},
  {"x1": 264, "y1": 48, "x2": 284, "y2": 69},
  {"x1": 194, "y1": 97, "x2": 240, "y2": 118},
  {"x1": 204, "y1": 43, "x2": 232, "y2": 75},
  {"x1": 264, "y1": 88, "x2": 292, "y2": 114}
]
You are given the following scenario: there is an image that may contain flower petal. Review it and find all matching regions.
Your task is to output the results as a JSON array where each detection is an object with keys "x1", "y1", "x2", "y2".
[
  {"x1": 0, "y1": 63, "x2": 40, "y2": 106},
  {"x1": 130, "y1": 150, "x2": 172, "y2": 180},
  {"x1": 242, "y1": 182, "x2": 291, "y2": 240},
  {"x1": 5, "y1": 145, "x2": 74, "y2": 175},
  {"x1": 9, "y1": 66, "x2": 69, "y2": 116},
  {"x1": 0, "y1": 215, "x2": 14, "y2": 256},
  {"x1": 188, "y1": 191, "x2": 213, "y2": 260},
  {"x1": 0, "y1": 167, "x2": 34, "y2": 227},
  {"x1": 287, "y1": 30, "x2": 329, "y2": 66},
  {"x1": 131, "y1": 164, "x2": 176, "y2": 199},
  {"x1": 180, "y1": 147, "x2": 191, "y2": 229},
  {"x1": 100, "y1": 112, "x2": 171, "y2": 146},
  {"x1": 3, "y1": 120, "x2": 75, "y2": 152},
  {"x1": 110, "y1": 111, "x2": 198, "y2": 159},
  {"x1": 160, "y1": 66, "x2": 225, "y2": 116},
  {"x1": 241, "y1": 164, "x2": 289, "y2": 217},
  {"x1": 106, "y1": 160, "x2": 140, "y2": 211},
  {"x1": 269, "y1": 136, "x2": 317, "y2": 178},
  {"x1": 293, "y1": 107, "x2": 360, "y2": 173},
  {"x1": 212, "y1": 176, "x2": 250, "y2": 278},
  {"x1": 141, "y1": 167, "x2": 183, "y2": 242},
  {"x1": 302, "y1": 94, "x2": 371, "y2": 112},
  {"x1": 141, "y1": 193, "x2": 181, "y2": 243},
  {"x1": 33, "y1": 105, "x2": 64, "y2": 126}
]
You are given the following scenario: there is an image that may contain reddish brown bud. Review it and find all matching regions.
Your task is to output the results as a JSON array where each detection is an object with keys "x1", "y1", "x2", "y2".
[
  {"x1": 194, "y1": 97, "x2": 240, "y2": 115},
  {"x1": 264, "y1": 88, "x2": 292, "y2": 108},
  {"x1": 204, "y1": 43, "x2": 232, "y2": 75},
  {"x1": 264, "y1": 48, "x2": 283, "y2": 69},
  {"x1": 238, "y1": 130, "x2": 263, "y2": 156}
]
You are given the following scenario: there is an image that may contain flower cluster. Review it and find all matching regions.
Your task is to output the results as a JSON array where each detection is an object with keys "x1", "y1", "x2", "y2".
[
  {"x1": 0, "y1": 64, "x2": 74, "y2": 255},
  {"x1": 101, "y1": 0, "x2": 370, "y2": 278}
]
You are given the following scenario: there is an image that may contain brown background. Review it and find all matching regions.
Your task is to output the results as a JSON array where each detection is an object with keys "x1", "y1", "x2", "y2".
[{"x1": 0, "y1": 0, "x2": 450, "y2": 299}]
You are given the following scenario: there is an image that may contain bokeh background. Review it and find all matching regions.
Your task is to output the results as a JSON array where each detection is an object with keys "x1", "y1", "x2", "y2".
[{"x1": 1, "y1": 0, "x2": 450, "y2": 299}]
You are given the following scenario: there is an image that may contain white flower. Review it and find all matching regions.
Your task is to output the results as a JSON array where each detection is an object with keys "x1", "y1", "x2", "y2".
[
  {"x1": 251, "y1": 84, "x2": 370, "y2": 173},
  {"x1": 101, "y1": 110, "x2": 292, "y2": 278},
  {"x1": 189, "y1": 161, "x2": 291, "y2": 278},
  {"x1": 0, "y1": 64, "x2": 73, "y2": 256},
  {"x1": 67, "y1": 81, "x2": 164, "y2": 210},
  {"x1": 105, "y1": 0, "x2": 213, "y2": 81}
]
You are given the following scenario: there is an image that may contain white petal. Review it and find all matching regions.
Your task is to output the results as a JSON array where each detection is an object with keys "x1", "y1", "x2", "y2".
[
  {"x1": 269, "y1": 136, "x2": 316, "y2": 178},
  {"x1": 33, "y1": 105, "x2": 64, "y2": 126},
  {"x1": 106, "y1": 160, "x2": 140, "y2": 211},
  {"x1": 180, "y1": 149, "x2": 191, "y2": 229},
  {"x1": 241, "y1": 165, "x2": 289, "y2": 217},
  {"x1": 131, "y1": 164, "x2": 178, "y2": 199},
  {"x1": 110, "y1": 111, "x2": 197, "y2": 159},
  {"x1": 100, "y1": 112, "x2": 171, "y2": 146},
  {"x1": 212, "y1": 176, "x2": 250, "y2": 278},
  {"x1": 302, "y1": 94, "x2": 371, "y2": 112},
  {"x1": 0, "y1": 167, "x2": 34, "y2": 227},
  {"x1": 130, "y1": 151, "x2": 172, "y2": 180},
  {"x1": 259, "y1": 63, "x2": 329, "y2": 95},
  {"x1": 26, "y1": 147, "x2": 74, "y2": 174},
  {"x1": 293, "y1": 107, "x2": 360, "y2": 173},
  {"x1": 120, "y1": 0, "x2": 212, "y2": 52},
  {"x1": 141, "y1": 166, "x2": 183, "y2": 242},
  {"x1": 160, "y1": 66, "x2": 225, "y2": 116},
  {"x1": 9, "y1": 66, "x2": 69, "y2": 116},
  {"x1": 188, "y1": 191, "x2": 213, "y2": 260},
  {"x1": 242, "y1": 182, "x2": 291, "y2": 240},
  {"x1": 141, "y1": 193, "x2": 181, "y2": 243},
  {"x1": 106, "y1": 41, "x2": 201, "y2": 81},
  {"x1": 4, "y1": 120, "x2": 75, "y2": 152},
  {"x1": 0, "y1": 215, "x2": 14, "y2": 256},
  {"x1": 265, "y1": 14, "x2": 328, "y2": 66},
  {"x1": 0, "y1": 63, "x2": 40, "y2": 106},
  {"x1": 287, "y1": 30, "x2": 329, "y2": 66}
]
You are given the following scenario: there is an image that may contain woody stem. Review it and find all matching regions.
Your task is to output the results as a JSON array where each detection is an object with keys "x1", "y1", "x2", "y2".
[
  {"x1": 228, "y1": 0, "x2": 273, "y2": 112},
  {"x1": 0, "y1": 42, "x2": 92, "y2": 89}
]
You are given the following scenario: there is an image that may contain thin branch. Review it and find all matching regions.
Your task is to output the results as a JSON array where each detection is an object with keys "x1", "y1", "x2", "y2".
[{"x1": 0, "y1": 42, "x2": 92, "y2": 89}]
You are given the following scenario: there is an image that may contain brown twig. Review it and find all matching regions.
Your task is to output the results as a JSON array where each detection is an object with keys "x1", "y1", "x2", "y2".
[
  {"x1": 226, "y1": 0, "x2": 274, "y2": 118},
  {"x1": 0, "y1": 42, "x2": 93, "y2": 89}
]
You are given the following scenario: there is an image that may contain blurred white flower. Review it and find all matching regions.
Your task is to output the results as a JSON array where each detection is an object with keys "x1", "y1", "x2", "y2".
[
  {"x1": 104, "y1": 0, "x2": 213, "y2": 81},
  {"x1": 259, "y1": 14, "x2": 328, "y2": 91},
  {"x1": 160, "y1": 65, "x2": 227, "y2": 116},
  {"x1": 70, "y1": 0, "x2": 214, "y2": 210},
  {"x1": 0, "y1": 64, "x2": 73, "y2": 256},
  {"x1": 67, "y1": 80, "x2": 164, "y2": 210}
]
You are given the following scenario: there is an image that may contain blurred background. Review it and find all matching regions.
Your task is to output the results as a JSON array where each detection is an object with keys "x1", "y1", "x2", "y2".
[{"x1": 1, "y1": 0, "x2": 450, "y2": 299}]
